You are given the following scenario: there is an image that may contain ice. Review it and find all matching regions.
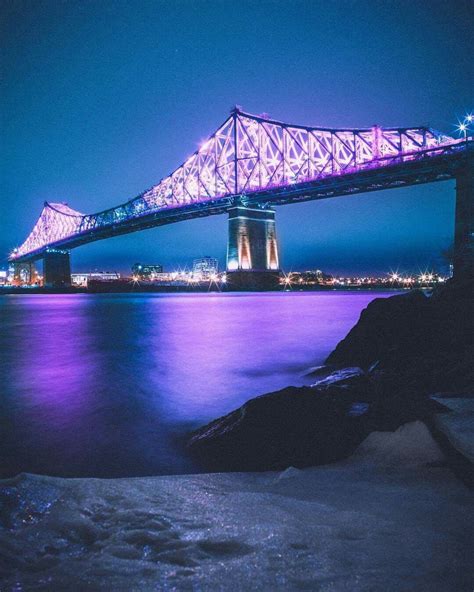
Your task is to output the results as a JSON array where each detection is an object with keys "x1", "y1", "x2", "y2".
[
  {"x1": 1, "y1": 422, "x2": 472, "y2": 591},
  {"x1": 310, "y1": 366, "x2": 364, "y2": 388},
  {"x1": 432, "y1": 396, "x2": 474, "y2": 463},
  {"x1": 348, "y1": 420, "x2": 445, "y2": 466},
  {"x1": 275, "y1": 466, "x2": 302, "y2": 481}
]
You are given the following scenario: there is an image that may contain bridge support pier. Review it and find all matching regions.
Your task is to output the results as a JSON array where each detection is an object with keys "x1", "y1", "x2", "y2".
[
  {"x1": 12, "y1": 261, "x2": 37, "y2": 286},
  {"x1": 226, "y1": 205, "x2": 280, "y2": 290},
  {"x1": 454, "y1": 154, "x2": 474, "y2": 280},
  {"x1": 43, "y1": 248, "x2": 71, "y2": 287}
]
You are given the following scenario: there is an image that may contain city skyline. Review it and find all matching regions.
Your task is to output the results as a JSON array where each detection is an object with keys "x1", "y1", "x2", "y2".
[{"x1": 1, "y1": 0, "x2": 473, "y2": 274}]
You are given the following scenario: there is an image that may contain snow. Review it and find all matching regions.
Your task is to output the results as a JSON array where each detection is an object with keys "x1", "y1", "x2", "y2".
[
  {"x1": 1, "y1": 421, "x2": 472, "y2": 591},
  {"x1": 432, "y1": 396, "x2": 474, "y2": 464},
  {"x1": 310, "y1": 366, "x2": 364, "y2": 388},
  {"x1": 349, "y1": 421, "x2": 445, "y2": 466}
]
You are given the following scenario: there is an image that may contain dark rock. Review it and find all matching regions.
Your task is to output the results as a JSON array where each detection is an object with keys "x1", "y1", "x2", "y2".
[
  {"x1": 188, "y1": 380, "x2": 373, "y2": 472},
  {"x1": 326, "y1": 278, "x2": 474, "y2": 394},
  {"x1": 187, "y1": 278, "x2": 473, "y2": 472},
  {"x1": 188, "y1": 369, "x2": 440, "y2": 472},
  {"x1": 326, "y1": 289, "x2": 429, "y2": 370}
]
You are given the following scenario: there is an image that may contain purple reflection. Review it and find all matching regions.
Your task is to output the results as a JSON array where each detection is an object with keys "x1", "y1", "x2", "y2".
[
  {"x1": 1, "y1": 291, "x2": 397, "y2": 478},
  {"x1": 144, "y1": 292, "x2": 385, "y2": 423},
  {"x1": 2, "y1": 295, "x2": 99, "y2": 475}
]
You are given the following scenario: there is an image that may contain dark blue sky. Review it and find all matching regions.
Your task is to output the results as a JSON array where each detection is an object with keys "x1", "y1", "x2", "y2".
[{"x1": 1, "y1": 0, "x2": 472, "y2": 274}]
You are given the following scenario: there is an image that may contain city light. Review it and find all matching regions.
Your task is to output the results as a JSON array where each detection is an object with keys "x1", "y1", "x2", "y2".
[
  {"x1": 2, "y1": 263, "x2": 450, "y2": 290},
  {"x1": 456, "y1": 111, "x2": 473, "y2": 139},
  {"x1": 279, "y1": 271, "x2": 294, "y2": 289}
]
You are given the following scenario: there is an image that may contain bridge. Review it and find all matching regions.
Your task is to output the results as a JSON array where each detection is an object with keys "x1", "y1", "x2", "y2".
[{"x1": 10, "y1": 108, "x2": 473, "y2": 287}]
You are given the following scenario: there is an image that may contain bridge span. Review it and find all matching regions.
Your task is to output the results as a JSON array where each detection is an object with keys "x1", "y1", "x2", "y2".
[{"x1": 10, "y1": 108, "x2": 473, "y2": 287}]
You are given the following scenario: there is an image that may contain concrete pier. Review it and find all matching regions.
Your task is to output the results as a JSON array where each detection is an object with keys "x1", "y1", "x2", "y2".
[
  {"x1": 12, "y1": 261, "x2": 37, "y2": 286},
  {"x1": 226, "y1": 206, "x2": 280, "y2": 289},
  {"x1": 43, "y1": 248, "x2": 71, "y2": 287}
]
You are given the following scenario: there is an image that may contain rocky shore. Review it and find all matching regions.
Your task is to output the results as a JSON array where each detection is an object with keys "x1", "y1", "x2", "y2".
[
  {"x1": 2, "y1": 279, "x2": 473, "y2": 591},
  {"x1": 188, "y1": 277, "x2": 474, "y2": 474},
  {"x1": 2, "y1": 422, "x2": 472, "y2": 591}
]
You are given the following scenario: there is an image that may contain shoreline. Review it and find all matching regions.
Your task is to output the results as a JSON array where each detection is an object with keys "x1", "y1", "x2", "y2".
[
  {"x1": 1, "y1": 279, "x2": 472, "y2": 590},
  {"x1": 1, "y1": 421, "x2": 472, "y2": 591},
  {"x1": 0, "y1": 285, "x2": 409, "y2": 295}
]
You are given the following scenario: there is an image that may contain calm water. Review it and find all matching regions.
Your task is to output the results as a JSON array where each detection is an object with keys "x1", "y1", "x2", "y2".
[{"x1": 0, "y1": 291, "x2": 396, "y2": 478}]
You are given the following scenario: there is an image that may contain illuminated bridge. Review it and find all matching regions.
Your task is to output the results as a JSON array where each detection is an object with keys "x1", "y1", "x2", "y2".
[{"x1": 10, "y1": 108, "x2": 473, "y2": 287}]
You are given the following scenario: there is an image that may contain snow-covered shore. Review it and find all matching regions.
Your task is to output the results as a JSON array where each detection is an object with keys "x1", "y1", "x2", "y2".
[{"x1": 1, "y1": 421, "x2": 472, "y2": 591}]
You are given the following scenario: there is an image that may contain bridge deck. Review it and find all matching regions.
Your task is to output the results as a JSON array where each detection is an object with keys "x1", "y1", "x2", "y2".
[{"x1": 10, "y1": 108, "x2": 472, "y2": 263}]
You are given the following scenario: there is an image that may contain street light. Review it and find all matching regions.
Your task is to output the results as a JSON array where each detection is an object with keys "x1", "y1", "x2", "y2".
[{"x1": 456, "y1": 112, "x2": 473, "y2": 141}]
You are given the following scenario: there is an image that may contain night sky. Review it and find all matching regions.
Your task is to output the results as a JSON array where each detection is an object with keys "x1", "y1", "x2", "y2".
[{"x1": 1, "y1": 0, "x2": 472, "y2": 275}]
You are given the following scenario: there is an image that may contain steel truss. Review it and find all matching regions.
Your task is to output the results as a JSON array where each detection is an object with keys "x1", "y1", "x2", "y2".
[{"x1": 11, "y1": 109, "x2": 469, "y2": 261}]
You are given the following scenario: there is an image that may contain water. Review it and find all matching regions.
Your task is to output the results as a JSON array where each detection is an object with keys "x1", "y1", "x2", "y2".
[{"x1": 0, "y1": 291, "x2": 396, "y2": 478}]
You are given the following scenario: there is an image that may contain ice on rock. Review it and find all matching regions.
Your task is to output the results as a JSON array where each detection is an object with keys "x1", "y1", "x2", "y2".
[
  {"x1": 349, "y1": 420, "x2": 446, "y2": 466},
  {"x1": 0, "y1": 422, "x2": 472, "y2": 591},
  {"x1": 275, "y1": 466, "x2": 302, "y2": 481},
  {"x1": 432, "y1": 396, "x2": 474, "y2": 463},
  {"x1": 0, "y1": 473, "x2": 62, "y2": 529},
  {"x1": 310, "y1": 366, "x2": 365, "y2": 388}
]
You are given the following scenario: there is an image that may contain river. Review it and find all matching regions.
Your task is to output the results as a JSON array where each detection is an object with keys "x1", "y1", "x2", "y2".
[{"x1": 0, "y1": 291, "x2": 397, "y2": 477}]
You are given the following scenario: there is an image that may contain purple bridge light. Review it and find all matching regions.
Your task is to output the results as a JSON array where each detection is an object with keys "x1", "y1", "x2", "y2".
[{"x1": 11, "y1": 108, "x2": 466, "y2": 263}]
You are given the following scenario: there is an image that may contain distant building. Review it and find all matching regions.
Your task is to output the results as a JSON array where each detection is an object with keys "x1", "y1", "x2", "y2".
[
  {"x1": 192, "y1": 257, "x2": 218, "y2": 279},
  {"x1": 285, "y1": 270, "x2": 333, "y2": 286},
  {"x1": 71, "y1": 272, "x2": 120, "y2": 287},
  {"x1": 0, "y1": 270, "x2": 7, "y2": 285},
  {"x1": 132, "y1": 263, "x2": 163, "y2": 279},
  {"x1": 151, "y1": 272, "x2": 177, "y2": 282}
]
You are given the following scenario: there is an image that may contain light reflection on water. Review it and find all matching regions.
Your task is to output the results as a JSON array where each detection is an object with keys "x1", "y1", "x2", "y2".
[{"x1": 0, "y1": 291, "x2": 395, "y2": 477}]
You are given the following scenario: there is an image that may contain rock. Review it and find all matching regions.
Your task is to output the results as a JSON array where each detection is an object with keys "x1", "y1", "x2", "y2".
[
  {"x1": 188, "y1": 380, "x2": 373, "y2": 472},
  {"x1": 326, "y1": 289, "x2": 429, "y2": 370},
  {"x1": 326, "y1": 278, "x2": 474, "y2": 394},
  {"x1": 431, "y1": 395, "x2": 474, "y2": 464},
  {"x1": 187, "y1": 278, "x2": 473, "y2": 472}
]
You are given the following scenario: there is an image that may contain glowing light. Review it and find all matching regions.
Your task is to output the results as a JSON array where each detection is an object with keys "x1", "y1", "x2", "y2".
[
  {"x1": 11, "y1": 110, "x2": 458, "y2": 260},
  {"x1": 227, "y1": 259, "x2": 239, "y2": 271}
]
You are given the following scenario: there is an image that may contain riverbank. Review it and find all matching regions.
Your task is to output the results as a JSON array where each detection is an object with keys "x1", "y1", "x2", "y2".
[
  {"x1": 0, "y1": 285, "x2": 407, "y2": 295},
  {"x1": 2, "y1": 290, "x2": 392, "y2": 478},
  {"x1": 188, "y1": 277, "x2": 474, "y2": 476},
  {"x1": 1, "y1": 280, "x2": 472, "y2": 590},
  {"x1": 1, "y1": 421, "x2": 472, "y2": 591}
]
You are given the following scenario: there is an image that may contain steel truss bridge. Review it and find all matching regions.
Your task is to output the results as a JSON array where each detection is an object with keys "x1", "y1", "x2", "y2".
[{"x1": 9, "y1": 108, "x2": 474, "y2": 281}]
